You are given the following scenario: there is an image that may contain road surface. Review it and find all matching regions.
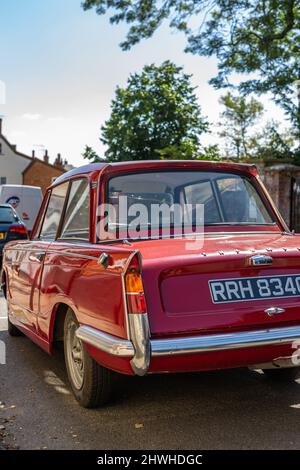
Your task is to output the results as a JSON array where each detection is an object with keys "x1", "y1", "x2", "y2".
[{"x1": 1, "y1": 292, "x2": 300, "y2": 450}]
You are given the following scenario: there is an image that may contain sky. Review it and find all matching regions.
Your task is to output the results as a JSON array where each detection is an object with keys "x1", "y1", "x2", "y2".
[{"x1": 0, "y1": 0, "x2": 287, "y2": 167}]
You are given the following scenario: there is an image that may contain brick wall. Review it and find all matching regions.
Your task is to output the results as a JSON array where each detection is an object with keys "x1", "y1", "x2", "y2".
[
  {"x1": 23, "y1": 159, "x2": 65, "y2": 194},
  {"x1": 264, "y1": 164, "x2": 300, "y2": 229}
]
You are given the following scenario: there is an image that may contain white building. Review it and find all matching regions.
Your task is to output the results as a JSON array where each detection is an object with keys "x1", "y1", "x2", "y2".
[
  {"x1": 0, "y1": 118, "x2": 73, "y2": 192},
  {"x1": 0, "y1": 118, "x2": 32, "y2": 184}
]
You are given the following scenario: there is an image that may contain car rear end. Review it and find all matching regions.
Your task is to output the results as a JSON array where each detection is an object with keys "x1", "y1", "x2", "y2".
[
  {"x1": 0, "y1": 204, "x2": 28, "y2": 265},
  {"x1": 133, "y1": 235, "x2": 300, "y2": 374},
  {"x1": 97, "y1": 162, "x2": 300, "y2": 377}
]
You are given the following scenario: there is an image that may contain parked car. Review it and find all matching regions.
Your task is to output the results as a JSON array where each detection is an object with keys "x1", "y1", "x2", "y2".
[
  {"x1": 0, "y1": 184, "x2": 43, "y2": 233},
  {"x1": 0, "y1": 204, "x2": 28, "y2": 265},
  {"x1": 2, "y1": 160, "x2": 300, "y2": 408}
]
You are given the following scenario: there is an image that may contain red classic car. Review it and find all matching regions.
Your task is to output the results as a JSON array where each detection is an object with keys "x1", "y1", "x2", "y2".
[{"x1": 2, "y1": 160, "x2": 300, "y2": 408}]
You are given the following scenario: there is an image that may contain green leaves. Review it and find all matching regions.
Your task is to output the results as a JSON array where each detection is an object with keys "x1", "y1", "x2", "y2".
[
  {"x1": 100, "y1": 61, "x2": 208, "y2": 161},
  {"x1": 83, "y1": 0, "x2": 300, "y2": 147},
  {"x1": 218, "y1": 92, "x2": 264, "y2": 160}
]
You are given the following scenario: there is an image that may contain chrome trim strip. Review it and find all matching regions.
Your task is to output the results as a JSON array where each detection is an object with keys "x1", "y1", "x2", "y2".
[
  {"x1": 92, "y1": 231, "x2": 286, "y2": 244},
  {"x1": 5, "y1": 247, "x2": 100, "y2": 262},
  {"x1": 150, "y1": 325, "x2": 300, "y2": 357},
  {"x1": 128, "y1": 314, "x2": 151, "y2": 376},
  {"x1": 76, "y1": 325, "x2": 134, "y2": 357}
]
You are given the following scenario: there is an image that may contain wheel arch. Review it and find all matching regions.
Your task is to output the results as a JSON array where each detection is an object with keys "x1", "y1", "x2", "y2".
[
  {"x1": 49, "y1": 301, "x2": 78, "y2": 353},
  {"x1": 1, "y1": 268, "x2": 8, "y2": 299}
]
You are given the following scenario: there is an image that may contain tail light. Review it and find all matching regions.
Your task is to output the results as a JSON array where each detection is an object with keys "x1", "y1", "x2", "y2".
[
  {"x1": 9, "y1": 224, "x2": 28, "y2": 235},
  {"x1": 125, "y1": 255, "x2": 147, "y2": 314}
]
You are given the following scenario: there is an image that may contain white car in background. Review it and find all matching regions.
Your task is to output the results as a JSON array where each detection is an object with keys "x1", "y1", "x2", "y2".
[{"x1": 0, "y1": 185, "x2": 43, "y2": 233}]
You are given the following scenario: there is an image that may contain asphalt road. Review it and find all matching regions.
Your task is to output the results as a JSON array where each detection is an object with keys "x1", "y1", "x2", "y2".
[{"x1": 1, "y1": 293, "x2": 300, "y2": 450}]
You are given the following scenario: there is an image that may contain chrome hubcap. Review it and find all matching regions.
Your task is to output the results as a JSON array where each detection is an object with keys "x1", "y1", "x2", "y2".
[{"x1": 66, "y1": 320, "x2": 84, "y2": 390}]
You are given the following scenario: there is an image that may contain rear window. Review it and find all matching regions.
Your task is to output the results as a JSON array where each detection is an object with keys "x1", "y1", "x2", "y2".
[
  {"x1": 0, "y1": 207, "x2": 18, "y2": 223},
  {"x1": 106, "y1": 171, "x2": 274, "y2": 234}
]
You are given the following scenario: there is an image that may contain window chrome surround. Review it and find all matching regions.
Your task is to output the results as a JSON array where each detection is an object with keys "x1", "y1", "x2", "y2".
[{"x1": 76, "y1": 324, "x2": 300, "y2": 375}]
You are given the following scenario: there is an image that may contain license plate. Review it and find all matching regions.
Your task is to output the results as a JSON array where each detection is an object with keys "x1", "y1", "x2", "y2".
[
  {"x1": 0, "y1": 233, "x2": 4, "y2": 240},
  {"x1": 209, "y1": 274, "x2": 300, "y2": 304}
]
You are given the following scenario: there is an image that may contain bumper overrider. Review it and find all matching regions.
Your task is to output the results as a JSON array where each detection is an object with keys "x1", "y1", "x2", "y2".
[{"x1": 76, "y1": 314, "x2": 300, "y2": 376}]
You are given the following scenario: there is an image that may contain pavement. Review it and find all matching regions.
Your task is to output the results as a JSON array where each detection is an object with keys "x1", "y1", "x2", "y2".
[{"x1": 1, "y1": 293, "x2": 300, "y2": 450}]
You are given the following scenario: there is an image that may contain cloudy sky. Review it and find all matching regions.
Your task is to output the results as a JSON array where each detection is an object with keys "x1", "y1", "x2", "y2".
[{"x1": 0, "y1": 0, "x2": 287, "y2": 167}]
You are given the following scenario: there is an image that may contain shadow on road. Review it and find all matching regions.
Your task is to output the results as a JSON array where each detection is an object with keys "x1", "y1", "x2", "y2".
[{"x1": 1, "y1": 330, "x2": 300, "y2": 450}]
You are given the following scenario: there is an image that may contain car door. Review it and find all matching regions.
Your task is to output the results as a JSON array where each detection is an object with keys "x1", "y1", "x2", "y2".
[
  {"x1": 37, "y1": 178, "x2": 91, "y2": 340},
  {"x1": 12, "y1": 183, "x2": 69, "y2": 336}
]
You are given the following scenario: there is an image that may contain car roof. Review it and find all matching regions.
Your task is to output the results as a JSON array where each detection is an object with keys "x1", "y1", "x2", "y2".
[
  {"x1": 0, "y1": 204, "x2": 15, "y2": 209},
  {"x1": 0, "y1": 184, "x2": 41, "y2": 190},
  {"x1": 50, "y1": 160, "x2": 258, "y2": 188}
]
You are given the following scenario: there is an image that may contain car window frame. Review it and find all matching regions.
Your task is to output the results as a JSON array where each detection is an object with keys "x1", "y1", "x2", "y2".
[
  {"x1": 56, "y1": 176, "x2": 91, "y2": 243},
  {"x1": 31, "y1": 191, "x2": 51, "y2": 240},
  {"x1": 36, "y1": 182, "x2": 70, "y2": 242}
]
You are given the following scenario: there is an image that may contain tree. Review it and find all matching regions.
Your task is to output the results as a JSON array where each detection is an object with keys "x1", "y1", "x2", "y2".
[
  {"x1": 197, "y1": 144, "x2": 222, "y2": 161},
  {"x1": 249, "y1": 120, "x2": 296, "y2": 161},
  {"x1": 82, "y1": 1, "x2": 300, "y2": 147},
  {"x1": 218, "y1": 92, "x2": 264, "y2": 160},
  {"x1": 97, "y1": 61, "x2": 208, "y2": 162},
  {"x1": 82, "y1": 145, "x2": 104, "y2": 162}
]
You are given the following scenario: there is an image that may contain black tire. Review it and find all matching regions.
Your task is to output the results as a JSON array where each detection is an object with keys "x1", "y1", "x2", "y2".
[
  {"x1": 263, "y1": 367, "x2": 300, "y2": 382},
  {"x1": 64, "y1": 309, "x2": 112, "y2": 408},
  {"x1": 7, "y1": 315, "x2": 23, "y2": 337}
]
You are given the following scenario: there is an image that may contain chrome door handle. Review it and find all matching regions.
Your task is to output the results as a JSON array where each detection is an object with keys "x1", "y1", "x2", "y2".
[
  {"x1": 30, "y1": 251, "x2": 46, "y2": 263},
  {"x1": 36, "y1": 252, "x2": 45, "y2": 262}
]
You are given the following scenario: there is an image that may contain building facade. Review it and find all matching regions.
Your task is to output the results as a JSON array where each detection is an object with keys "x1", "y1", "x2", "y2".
[
  {"x1": 0, "y1": 118, "x2": 68, "y2": 193},
  {"x1": 0, "y1": 119, "x2": 32, "y2": 184},
  {"x1": 23, "y1": 155, "x2": 67, "y2": 194}
]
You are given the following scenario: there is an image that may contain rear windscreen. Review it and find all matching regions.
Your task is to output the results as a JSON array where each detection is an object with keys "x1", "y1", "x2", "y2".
[
  {"x1": 0, "y1": 207, "x2": 18, "y2": 223},
  {"x1": 107, "y1": 171, "x2": 274, "y2": 230}
]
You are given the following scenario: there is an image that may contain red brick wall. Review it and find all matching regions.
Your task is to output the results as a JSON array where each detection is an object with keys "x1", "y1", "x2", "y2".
[
  {"x1": 23, "y1": 159, "x2": 65, "y2": 194},
  {"x1": 264, "y1": 165, "x2": 300, "y2": 228}
]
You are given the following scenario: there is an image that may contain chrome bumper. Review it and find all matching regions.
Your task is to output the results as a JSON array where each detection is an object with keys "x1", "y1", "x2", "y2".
[
  {"x1": 76, "y1": 323, "x2": 300, "y2": 376},
  {"x1": 76, "y1": 326, "x2": 134, "y2": 357}
]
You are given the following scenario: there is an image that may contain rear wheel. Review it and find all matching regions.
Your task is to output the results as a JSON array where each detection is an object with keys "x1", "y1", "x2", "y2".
[
  {"x1": 263, "y1": 367, "x2": 300, "y2": 382},
  {"x1": 64, "y1": 309, "x2": 112, "y2": 408}
]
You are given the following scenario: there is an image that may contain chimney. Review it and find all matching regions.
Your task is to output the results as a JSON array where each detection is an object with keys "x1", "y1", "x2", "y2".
[
  {"x1": 44, "y1": 149, "x2": 49, "y2": 164},
  {"x1": 32, "y1": 150, "x2": 35, "y2": 159},
  {"x1": 54, "y1": 153, "x2": 63, "y2": 168},
  {"x1": 12, "y1": 144, "x2": 17, "y2": 151},
  {"x1": 0, "y1": 118, "x2": 2, "y2": 135}
]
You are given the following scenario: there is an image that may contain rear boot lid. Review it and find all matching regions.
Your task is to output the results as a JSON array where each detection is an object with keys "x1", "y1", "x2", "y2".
[{"x1": 134, "y1": 232, "x2": 300, "y2": 335}]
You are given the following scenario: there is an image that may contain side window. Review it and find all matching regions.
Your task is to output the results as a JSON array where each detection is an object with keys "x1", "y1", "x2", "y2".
[
  {"x1": 39, "y1": 183, "x2": 69, "y2": 240},
  {"x1": 183, "y1": 181, "x2": 221, "y2": 224},
  {"x1": 60, "y1": 179, "x2": 90, "y2": 241},
  {"x1": 216, "y1": 177, "x2": 273, "y2": 224}
]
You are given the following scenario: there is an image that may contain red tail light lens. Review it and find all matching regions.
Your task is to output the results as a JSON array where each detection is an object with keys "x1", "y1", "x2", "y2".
[
  {"x1": 125, "y1": 256, "x2": 147, "y2": 314},
  {"x1": 9, "y1": 225, "x2": 28, "y2": 235}
]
